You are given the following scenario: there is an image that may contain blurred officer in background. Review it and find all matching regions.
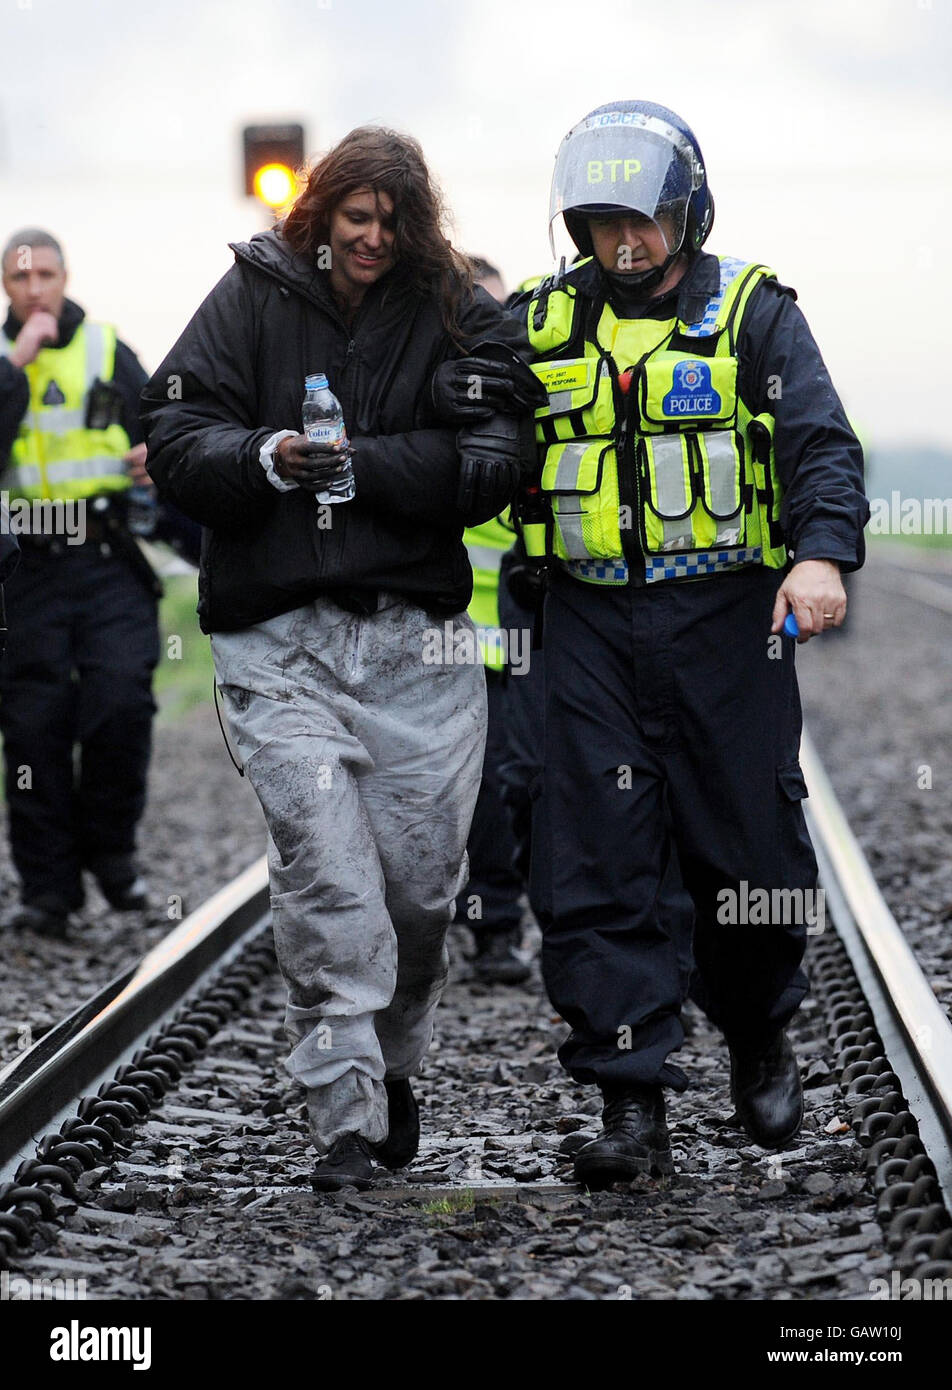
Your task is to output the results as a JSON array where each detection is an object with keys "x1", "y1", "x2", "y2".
[
  {"x1": 514, "y1": 102, "x2": 868, "y2": 1187},
  {"x1": 0, "y1": 506, "x2": 20, "y2": 651},
  {"x1": 0, "y1": 229, "x2": 159, "y2": 936},
  {"x1": 454, "y1": 256, "x2": 533, "y2": 985}
]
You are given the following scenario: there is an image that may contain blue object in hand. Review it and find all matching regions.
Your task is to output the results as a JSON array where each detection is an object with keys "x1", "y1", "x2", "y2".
[{"x1": 783, "y1": 612, "x2": 799, "y2": 638}]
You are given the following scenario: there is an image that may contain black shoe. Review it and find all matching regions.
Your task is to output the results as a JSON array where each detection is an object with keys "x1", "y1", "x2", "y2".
[
  {"x1": 573, "y1": 1084, "x2": 674, "y2": 1189},
  {"x1": 311, "y1": 1133, "x2": 376, "y2": 1192},
  {"x1": 370, "y1": 1079, "x2": 420, "y2": 1169},
  {"x1": 473, "y1": 927, "x2": 531, "y2": 985},
  {"x1": 9, "y1": 901, "x2": 71, "y2": 939},
  {"x1": 729, "y1": 1028, "x2": 803, "y2": 1147},
  {"x1": 87, "y1": 854, "x2": 149, "y2": 910},
  {"x1": 100, "y1": 875, "x2": 150, "y2": 911}
]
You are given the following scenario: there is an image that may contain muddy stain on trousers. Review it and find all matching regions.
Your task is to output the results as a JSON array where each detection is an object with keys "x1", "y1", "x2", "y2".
[{"x1": 211, "y1": 595, "x2": 486, "y2": 1151}]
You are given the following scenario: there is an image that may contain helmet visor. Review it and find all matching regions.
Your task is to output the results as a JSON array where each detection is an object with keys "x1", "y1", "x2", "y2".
[{"x1": 550, "y1": 111, "x2": 702, "y2": 255}]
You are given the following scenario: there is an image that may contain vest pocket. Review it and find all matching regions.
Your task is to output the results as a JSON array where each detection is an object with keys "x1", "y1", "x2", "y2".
[
  {"x1": 693, "y1": 432, "x2": 747, "y2": 547},
  {"x1": 533, "y1": 357, "x2": 614, "y2": 441},
  {"x1": 541, "y1": 439, "x2": 608, "y2": 496},
  {"x1": 638, "y1": 353, "x2": 738, "y2": 431},
  {"x1": 640, "y1": 432, "x2": 748, "y2": 555},
  {"x1": 640, "y1": 435, "x2": 697, "y2": 553},
  {"x1": 541, "y1": 441, "x2": 618, "y2": 560}
]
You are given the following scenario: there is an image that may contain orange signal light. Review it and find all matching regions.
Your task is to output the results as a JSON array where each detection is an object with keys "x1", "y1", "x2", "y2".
[{"x1": 253, "y1": 162, "x2": 297, "y2": 209}]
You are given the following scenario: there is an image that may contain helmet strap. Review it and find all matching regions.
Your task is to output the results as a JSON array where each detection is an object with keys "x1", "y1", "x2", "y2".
[{"x1": 603, "y1": 248, "x2": 680, "y2": 302}]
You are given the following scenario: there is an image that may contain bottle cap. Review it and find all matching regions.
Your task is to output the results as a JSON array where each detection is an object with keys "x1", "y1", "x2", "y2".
[
  {"x1": 783, "y1": 612, "x2": 799, "y2": 638},
  {"x1": 305, "y1": 373, "x2": 329, "y2": 390}
]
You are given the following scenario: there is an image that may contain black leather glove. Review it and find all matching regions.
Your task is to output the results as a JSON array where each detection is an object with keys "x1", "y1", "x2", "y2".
[
  {"x1": 432, "y1": 342, "x2": 548, "y2": 424},
  {"x1": 457, "y1": 413, "x2": 522, "y2": 517},
  {"x1": 505, "y1": 560, "x2": 547, "y2": 612}
]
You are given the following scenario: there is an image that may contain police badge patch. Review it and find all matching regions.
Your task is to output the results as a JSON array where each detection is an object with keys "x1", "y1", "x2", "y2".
[
  {"x1": 41, "y1": 380, "x2": 67, "y2": 406},
  {"x1": 662, "y1": 359, "x2": 720, "y2": 417}
]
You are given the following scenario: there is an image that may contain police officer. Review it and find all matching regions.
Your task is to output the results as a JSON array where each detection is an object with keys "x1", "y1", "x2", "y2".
[
  {"x1": 0, "y1": 229, "x2": 159, "y2": 935},
  {"x1": 514, "y1": 103, "x2": 869, "y2": 1187},
  {"x1": 453, "y1": 258, "x2": 533, "y2": 984}
]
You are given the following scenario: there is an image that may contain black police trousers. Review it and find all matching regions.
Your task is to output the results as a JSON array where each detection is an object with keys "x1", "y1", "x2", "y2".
[
  {"x1": 0, "y1": 541, "x2": 159, "y2": 909},
  {"x1": 456, "y1": 667, "x2": 523, "y2": 935},
  {"x1": 497, "y1": 564, "x2": 697, "y2": 1001},
  {"x1": 531, "y1": 562, "x2": 815, "y2": 1092}
]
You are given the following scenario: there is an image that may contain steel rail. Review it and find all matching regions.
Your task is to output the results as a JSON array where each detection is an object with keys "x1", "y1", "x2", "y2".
[
  {"x1": 3, "y1": 727, "x2": 952, "y2": 1237},
  {"x1": 0, "y1": 856, "x2": 269, "y2": 1181},
  {"x1": 800, "y1": 730, "x2": 952, "y2": 1207}
]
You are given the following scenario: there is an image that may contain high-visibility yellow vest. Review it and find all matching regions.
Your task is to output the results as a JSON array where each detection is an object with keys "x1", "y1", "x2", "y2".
[
  {"x1": 0, "y1": 322, "x2": 132, "y2": 502},
  {"x1": 522, "y1": 256, "x2": 786, "y2": 585},
  {"x1": 464, "y1": 512, "x2": 515, "y2": 671}
]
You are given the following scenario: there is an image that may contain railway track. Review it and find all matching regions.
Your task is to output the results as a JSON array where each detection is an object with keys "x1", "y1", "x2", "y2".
[
  {"x1": 1, "y1": 726, "x2": 951, "y2": 1304},
  {"x1": 860, "y1": 544, "x2": 952, "y2": 611}
]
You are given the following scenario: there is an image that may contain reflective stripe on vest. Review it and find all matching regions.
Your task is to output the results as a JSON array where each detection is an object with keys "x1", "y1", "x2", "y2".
[
  {"x1": 464, "y1": 514, "x2": 514, "y2": 671},
  {"x1": 0, "y1": 323, "x2": 133, "y2": 501},
  {"x1": 524, "y1": 256, "x2": 787, "y2": 585}
]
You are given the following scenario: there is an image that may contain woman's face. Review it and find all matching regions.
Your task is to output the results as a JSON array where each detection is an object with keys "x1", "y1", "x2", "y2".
[{"x1": 327, "y1": 187, "x2": 396, "y2": 304}]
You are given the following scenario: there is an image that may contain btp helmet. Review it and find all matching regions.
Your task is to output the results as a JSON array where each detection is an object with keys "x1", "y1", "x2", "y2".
[{"x1": 550, "y1": 101, "x2": 715, "y2": 282}]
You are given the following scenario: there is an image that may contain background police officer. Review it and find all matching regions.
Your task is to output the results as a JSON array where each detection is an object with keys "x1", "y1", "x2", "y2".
[
  {"x1": 0, "y1": 228, "x2": 159, "y2": 935},
  {"x1": 452, "y1": 257, "x2": 531, "y2": 985},
  {"x1": 514, "y1": 103, "x2": 869, "y2": 1187}
]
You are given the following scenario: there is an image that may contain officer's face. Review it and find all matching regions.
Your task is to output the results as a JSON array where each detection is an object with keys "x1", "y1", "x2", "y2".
[
  {"x1": 588, "y1": 211, "x2": 673, "y2": 275},
  {"x1": 327, "y1": 187, "x2": 396, "y2": 305},
  {"x1": 1, "y1": 245, "x2": 67, "y2": 324}
]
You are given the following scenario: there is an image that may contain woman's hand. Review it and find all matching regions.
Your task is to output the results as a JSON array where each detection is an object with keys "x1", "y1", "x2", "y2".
[{"x1": 274, "y1": 434, "x2": 353, "y2": 492}]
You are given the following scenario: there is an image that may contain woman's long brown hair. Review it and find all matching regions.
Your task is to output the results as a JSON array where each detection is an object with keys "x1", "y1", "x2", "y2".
[{"x1": 282, "y1": 126, "x2": 473, "y2": 342}]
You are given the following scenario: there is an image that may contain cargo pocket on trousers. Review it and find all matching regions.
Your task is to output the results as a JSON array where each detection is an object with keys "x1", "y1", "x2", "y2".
[{"x1": 776, "y1": 759, "x2": 817, "y2": 893}]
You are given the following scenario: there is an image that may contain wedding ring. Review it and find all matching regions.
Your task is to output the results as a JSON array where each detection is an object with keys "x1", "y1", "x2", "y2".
[{"x1": 823, "y1": 613, "x2": 834, "y2": 619}]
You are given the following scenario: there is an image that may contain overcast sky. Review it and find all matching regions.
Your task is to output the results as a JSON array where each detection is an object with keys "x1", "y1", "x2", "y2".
[{"x1": 1, "y1": 0, "x2": 949, "y2": 452}]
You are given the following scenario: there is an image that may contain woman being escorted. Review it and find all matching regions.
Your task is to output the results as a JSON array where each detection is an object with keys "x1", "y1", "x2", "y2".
[{"x1": 141, "y1": 127, "x2": 537, "y2": 1190}]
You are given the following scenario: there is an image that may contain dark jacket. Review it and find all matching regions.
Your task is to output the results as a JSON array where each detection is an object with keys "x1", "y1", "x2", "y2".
[
  {"x1": 513, "y1": 253, "x2": 869, "y2": 572},
  {"x1": 140, "y1": 230, "x2": 532, "y2": 632},
  {"x1": 0, "y1": 299, "x2": 148, "y2": 465}
]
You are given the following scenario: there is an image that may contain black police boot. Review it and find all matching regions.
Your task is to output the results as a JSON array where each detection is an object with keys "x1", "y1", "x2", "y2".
[
  {"x1": 101, "y1": 875, "x2": 150, "y2": 911},
  {"x1": 729, "y1": 1028, "x2": 803, "y2": 1147},
  {"x1": 311, "y1": 1133, "x2": 376, "y2": 1192},
  {"x1": 473, "y1": 926, "x2": 531, "y2": 985},
  {"x1": 10, "y1": 896, "x2": 72, "y2": 939},
  {"x1": 88, "y1": 854, "x2": 150, "y2": 910},
  {"x1": 573, "y1": 1083, "x2": 674, "y2": 1189},
  {"x1": 370, "y1": 1078, "x2": 420, "y2": 1169}
]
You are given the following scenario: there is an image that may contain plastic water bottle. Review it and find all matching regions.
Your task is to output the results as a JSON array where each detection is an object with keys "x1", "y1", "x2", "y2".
[
  {"x1": 302, "y1": 373, "x2": 355, "y2": 505},
  {"x1": 126, "y1": 485, "x2": 158, "y2": 537}
]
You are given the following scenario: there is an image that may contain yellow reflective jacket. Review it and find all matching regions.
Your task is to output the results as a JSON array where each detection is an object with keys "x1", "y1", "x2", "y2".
[
  {"x1": 0, "y1": 322, "x2": 132, "y2": 502},
  {"x1": 520, "y1": 255, "x2": 786, "y2": 585},
  {"x1": 464, "y1": 511, "x2": 515, "y2": 671}
]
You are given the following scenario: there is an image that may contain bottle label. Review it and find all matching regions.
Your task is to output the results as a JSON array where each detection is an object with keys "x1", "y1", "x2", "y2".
[{"x1": 305, "y1": 420, "x2": 345, "y2": 446}]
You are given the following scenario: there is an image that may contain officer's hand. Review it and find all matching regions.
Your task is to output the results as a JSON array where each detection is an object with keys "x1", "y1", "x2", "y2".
[
  {"x1": 772, "y1": 559, "x2": 847, "y2": 642},
  {"x1": 506, "y1": 560, "x2": 547, "y2": 612},
  {"x1": 274, "y1": 433, "x2": 352, "y2": 492},
  {"x1": 123, "y1": 443, "x2": 150, "y2": 485},
  {"x1": 432, "y1": 357, "x2": 543, "y2": 424},
  {"x1": 9, "y1": 310, "x2": 59, "y2": 368},
  {"x1": 457, "y1": 414, "x2": 522, "y2": 517}
]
